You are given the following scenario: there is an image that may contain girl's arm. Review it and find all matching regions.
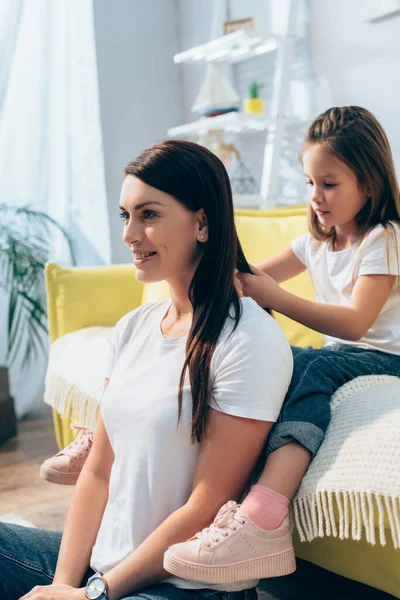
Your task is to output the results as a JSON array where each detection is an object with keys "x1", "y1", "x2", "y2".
[
  {"x1": 53, "y1": 379, "x2": 114, "y2": 586},
  {"x1": 101, "y1": 410, "x2": 273, "y2": 600},
  {"x1": 240, "y1": 268, "x2": 394, "y2": 341},
  {"x1": 256, "y1": 245, "x2": 306, "y2": 283}
]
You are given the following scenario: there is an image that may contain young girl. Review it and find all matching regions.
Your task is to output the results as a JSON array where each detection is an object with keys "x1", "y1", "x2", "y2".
[{"x1": 164, "y1": 106, "x2": 400, "y2": 584}]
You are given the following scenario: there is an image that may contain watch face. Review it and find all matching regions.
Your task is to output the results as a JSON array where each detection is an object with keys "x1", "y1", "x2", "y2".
[{"x1": 86, "y1": 576, "x2": 106, "y2": 600}]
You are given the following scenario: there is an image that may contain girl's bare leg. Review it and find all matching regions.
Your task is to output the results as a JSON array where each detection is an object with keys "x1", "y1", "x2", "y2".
[{"x1": 257, "y1": 442, "x2": 311, "y2": 500}]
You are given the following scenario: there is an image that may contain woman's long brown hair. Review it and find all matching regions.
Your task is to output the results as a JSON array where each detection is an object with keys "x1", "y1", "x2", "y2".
[{"x1": 125, "y1": 140, "x2": 255, "y2": 442}]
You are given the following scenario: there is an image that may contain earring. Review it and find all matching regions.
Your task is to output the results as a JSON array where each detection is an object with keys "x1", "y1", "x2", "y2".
[{"x1": 201, "y1": 234, "x2": 205, "y2": 241}]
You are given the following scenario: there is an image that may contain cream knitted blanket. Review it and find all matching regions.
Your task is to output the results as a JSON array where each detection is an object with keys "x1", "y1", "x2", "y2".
[
  {"x1": 292, "y1": 375, "x2": 400, "y2": 549},
  {"x1": 44, "y1": 327, "x2": 112, "y2": 427}
]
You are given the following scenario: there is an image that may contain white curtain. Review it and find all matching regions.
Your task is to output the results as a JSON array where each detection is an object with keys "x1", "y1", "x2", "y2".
[{"x1": 0, "y1": 0, "x2": 110, "y2": 416}]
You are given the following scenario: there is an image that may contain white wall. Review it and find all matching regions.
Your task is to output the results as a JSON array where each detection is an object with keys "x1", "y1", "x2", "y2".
[
  {"x1": 93, "y1": 0, "x2": 183, "y2": 264},
  {"x1": 309, "y1": 0, "x2": 400, "y2": 171}
]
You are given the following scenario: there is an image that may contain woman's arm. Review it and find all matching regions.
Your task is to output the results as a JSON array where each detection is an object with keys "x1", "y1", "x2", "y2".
[
  {"x1": 101, "y1": 410, "x2": 273, "y2": 600},
  {"x1": 256, "y1": 245, "x2": 306, "y2": 283},
  {"x1": 53, "y1": 379, "x2": 114, "y2": 586},
  {"x1": 240, "y1": 268, "x2": 394, "y2": 341}
]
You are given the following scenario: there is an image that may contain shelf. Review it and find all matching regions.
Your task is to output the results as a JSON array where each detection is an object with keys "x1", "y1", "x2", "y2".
[
  {"x1": 174, "y1": 30, "x2": 278, "y2": 65},
  {"x1": 167, "y1": 112, "x2": 270, "y2": 137}
]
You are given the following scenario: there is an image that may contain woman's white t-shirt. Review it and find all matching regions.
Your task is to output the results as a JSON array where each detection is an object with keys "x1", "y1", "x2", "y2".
[
  {"x1": 90, "y1": 297, "x2": 293, "y2": 591},
  {"x1": 291, "y1": 223, "x2": 400, "y2": 354}
]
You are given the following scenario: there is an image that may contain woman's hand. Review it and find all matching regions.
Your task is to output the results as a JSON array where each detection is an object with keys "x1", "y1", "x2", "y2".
[
  {"x1": 19, "y1": 584, "x2": 85, "y2": 600},
  {"x1": 236, "y1": 265, "x2": 281, "y2": 308}
]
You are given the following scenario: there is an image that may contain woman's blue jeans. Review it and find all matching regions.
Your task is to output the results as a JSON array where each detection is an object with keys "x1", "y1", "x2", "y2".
[
  {"x1": 265, "y1": 344, "x2": 400, "y2": 458},
  {"x1": 0, "y1": 523, "x2": 257, "y2": 600}
]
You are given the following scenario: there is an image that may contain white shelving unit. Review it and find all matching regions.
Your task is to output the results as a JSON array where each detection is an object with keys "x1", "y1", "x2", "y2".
[
  {"x1": 168, "y1": 112, "x2": 306, "y2": 138},
  {"x1": 168, "y1": 112, "x2": 270, "y2": 137},
  {"x1": 173, "y1": 30, "x2": 278, "y2": 65},
  {"x1": 168, "y1": 0, "x2": 299, "y2": 209}
]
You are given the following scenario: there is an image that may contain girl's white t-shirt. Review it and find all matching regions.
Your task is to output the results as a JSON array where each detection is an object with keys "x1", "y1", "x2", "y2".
[
  {"x1": 291, "y1": 223, "x2": 400, "y2": 354},
  {"x1": 90, "y1": 297, "x2": 293, "y2": 591}
]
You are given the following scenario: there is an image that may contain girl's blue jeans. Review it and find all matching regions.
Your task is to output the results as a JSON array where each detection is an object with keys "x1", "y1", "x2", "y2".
[
  {"x1": 265, "y1": 344, "x2": 400, "y2": 458},
  {"x1": 0, "y1": 523, "x2": 257, "y2": 600}
]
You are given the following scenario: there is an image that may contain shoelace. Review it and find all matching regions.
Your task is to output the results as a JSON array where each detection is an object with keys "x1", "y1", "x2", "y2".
[
  {"x1": 195, "y1": 501, "x2": 246, "y2": 545},
  {"x1": 59, "y1": 424, "x2": 94, "y2": 458}
]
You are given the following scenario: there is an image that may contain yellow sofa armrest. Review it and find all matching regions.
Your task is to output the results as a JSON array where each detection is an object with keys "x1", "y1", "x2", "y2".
[{"x1": 45, "y1": 263, "x2": 144, "y2": 343}]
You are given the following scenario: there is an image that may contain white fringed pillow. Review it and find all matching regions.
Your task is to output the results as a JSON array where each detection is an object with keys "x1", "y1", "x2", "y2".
[
  {"x1": 44, "y1": 327, "x2": 113, "y2": 428},
  {"x1": 293, "y1": 375, "x2": 400, "y2": 548}
]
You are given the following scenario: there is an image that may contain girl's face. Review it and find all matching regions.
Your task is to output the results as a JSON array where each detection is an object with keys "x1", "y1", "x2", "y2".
[
  {"x1": 120, "y1": 175, "x2": 207, "y2": 285},
  {"x1": 303, "y1": 144, "x2": 369, "y2": 230}
]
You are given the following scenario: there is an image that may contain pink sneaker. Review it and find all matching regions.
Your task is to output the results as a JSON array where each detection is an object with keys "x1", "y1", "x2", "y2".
[
  {"x1": 164, "y1": 501, "x2": 296, "y2": 584},
  {"x1": 40, "y1": 424, "x2": 94, "y2": 485}
]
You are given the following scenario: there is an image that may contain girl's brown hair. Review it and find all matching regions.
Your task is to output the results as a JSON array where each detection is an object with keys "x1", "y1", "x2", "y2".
[
  {"x1": 301, "y1": 106, "x2": 400, "y2": 243},
  {"x1": 125, "y1": 140, "x2": 256, "y2": 442}
]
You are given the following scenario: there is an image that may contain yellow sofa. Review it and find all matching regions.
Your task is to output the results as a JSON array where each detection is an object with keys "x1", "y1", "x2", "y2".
[{"x1": 44, "y1": 206, "x2": 399, "y2": 597}]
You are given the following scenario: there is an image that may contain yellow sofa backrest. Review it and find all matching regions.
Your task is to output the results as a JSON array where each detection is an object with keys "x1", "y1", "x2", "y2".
[
  {"x1": 45, "y1": 263, "x2": 142, "y2": 342},
  {"x1": 141, "y1": 207, "x2": 323, "y2": 349}
]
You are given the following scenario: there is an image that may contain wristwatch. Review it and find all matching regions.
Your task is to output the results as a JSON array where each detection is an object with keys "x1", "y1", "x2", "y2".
[{"x1": 85, "y1": 572, "x2": 108, "y2": 600}]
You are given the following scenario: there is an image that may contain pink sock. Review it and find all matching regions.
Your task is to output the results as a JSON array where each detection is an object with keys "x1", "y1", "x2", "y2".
[{"x1": 241, "y1": 484, "x2": 289, "y2": 530}]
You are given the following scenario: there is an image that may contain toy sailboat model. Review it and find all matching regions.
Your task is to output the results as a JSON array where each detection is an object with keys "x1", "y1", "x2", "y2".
[{"x1": 192, "y1": 64, "x2": 239, "y2": 116}]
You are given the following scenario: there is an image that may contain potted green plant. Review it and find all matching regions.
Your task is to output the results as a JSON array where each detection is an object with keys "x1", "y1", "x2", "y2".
[
  {"x1": 243, "y1": 81, "x2": 264, "y2": 114},
  {"x1": 0, "y1": 203, "x2": 76, "y2": 442}
]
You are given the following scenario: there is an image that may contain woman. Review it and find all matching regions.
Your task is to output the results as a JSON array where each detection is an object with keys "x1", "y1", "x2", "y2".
[{"x1": 0, "y1": 141, "x2": 293, "y2": 600}]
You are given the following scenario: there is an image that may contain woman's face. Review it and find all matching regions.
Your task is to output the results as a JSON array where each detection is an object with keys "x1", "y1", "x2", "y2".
[{"x1": 120, "y1": 175, "x2": 207, "y2": 284}]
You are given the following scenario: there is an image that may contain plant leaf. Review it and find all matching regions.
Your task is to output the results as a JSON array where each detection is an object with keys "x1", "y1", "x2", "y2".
[{"x1": 2, "y1": 203, "x2": 75, "y2": 368}]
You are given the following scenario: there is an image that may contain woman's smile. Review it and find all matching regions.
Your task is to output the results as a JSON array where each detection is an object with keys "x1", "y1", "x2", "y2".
[{"x1": 132, "y1": 250, "x2": 158, "y2": 265}]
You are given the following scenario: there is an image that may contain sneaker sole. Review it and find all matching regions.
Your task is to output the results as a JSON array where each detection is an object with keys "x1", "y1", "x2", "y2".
[
  {"x1": 39, "y1": 464, "x2": 80, "y2": 485},
  {"x1": 163, "y1": 547, "x2": 296, "y2": 584}
]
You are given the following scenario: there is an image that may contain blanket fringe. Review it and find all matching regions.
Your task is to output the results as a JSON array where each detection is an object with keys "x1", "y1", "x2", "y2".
[
  {"x1": 44, "y1": 372, "x2": 100, "y2": 428},
  {"x1": 293, "y1": 491, "x2": 400, "y2": 549}
]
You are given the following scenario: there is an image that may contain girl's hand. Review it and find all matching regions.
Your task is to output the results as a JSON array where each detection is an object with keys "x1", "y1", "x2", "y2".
[
  {"x1": 236, "y1": 265, "x2": 281, "y2": 308},
  {"x1": 19, "y1": 584, "x2": 85, "y2": 600}
]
